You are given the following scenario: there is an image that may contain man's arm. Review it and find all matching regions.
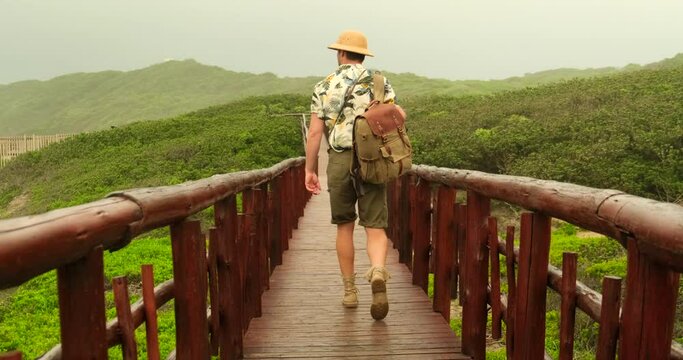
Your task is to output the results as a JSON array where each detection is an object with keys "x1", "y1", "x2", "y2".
[{"x1": 304, "y1": 113, "x2": 325, "y2": 194}]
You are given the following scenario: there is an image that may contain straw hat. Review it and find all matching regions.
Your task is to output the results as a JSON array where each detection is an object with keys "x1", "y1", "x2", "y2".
[{"x1": 328, "y1": 30, "x2": 374, "y2": 57}]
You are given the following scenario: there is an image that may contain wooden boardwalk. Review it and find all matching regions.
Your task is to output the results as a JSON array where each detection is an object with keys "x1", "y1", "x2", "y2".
[{"x1": 243, "y1": 147, "x2": 467, "y2": 359}]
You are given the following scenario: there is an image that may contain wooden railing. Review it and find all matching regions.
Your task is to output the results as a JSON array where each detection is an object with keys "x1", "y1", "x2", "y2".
[
  {"x1": 0, "y1": 134, "x2": 75, "y2": 167},
  {"x1": 0, "y1": 157, "x2": 309, "y2": 359},
  {"x1": 386, "y1": 165, "x2": 683, "y2": 360}
]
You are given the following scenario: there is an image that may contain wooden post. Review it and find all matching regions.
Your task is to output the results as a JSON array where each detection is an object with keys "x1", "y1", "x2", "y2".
[
  {"x1": 259, "y1": 182, "x2": 270, "y2": 291},
  {"x1": 0, "y1": 351, "x2": 21, "y2": 360},
  {"x1": 597, "y1": 276, "x2": 622, "y2": 360},
  {"x1": 214, "y1": 196, "x2": 242, "y2": 359},
  {"x1": 57, "y1": 246, "x2": 107, "y2": 359},
  {"x1": 141, "y1": 264, "x2": 161, "y2": 360},
  {"x1": 279, "y1": 172, "x2": 290, "y2": 252},
  {"x1": 208, "y1": 229, "x2": 221, "y2": 356},
  {"x1": 559, "y1": 252, "x2": 577, "y2": 360},
  {"x1": 619, "y1": 238, "x2": 680, "y2": 359},
  {"x1": 170, "y1": 220, "x2": 209, "y2": 359},
  {"x1": 112, "y1": 276, "x2": 137, "y2": 360},
  {"x1": 461, "y1": 191, "x2": 490, "y2": 359},
  {"x1": 399, "y1": 175, "x2": 413, "y2": 265},
  {"x1": 450, "y1": 201, "x2": 460, "y2": 300},
  {"x1": 433, "y1": 186, "x2": 455, "y2": 321},
  {"x1": 513, "y1": 213, "x2": 551, "y2": 360},
  {"x1": 269, "y1": 177, "x2": 283, "y2": 269},
  {"x1": 457, "y1": 204, "x2": 467, "y2": 305},
  {"x1": 488, "y1": 217, "x2": 502, "y2": 340},
  {"x1": 505, "y1": 226, "x2": 516, "y2": 360},
  {"x1": 412, "y1": 179, "x2": 431, "y2": 293}
]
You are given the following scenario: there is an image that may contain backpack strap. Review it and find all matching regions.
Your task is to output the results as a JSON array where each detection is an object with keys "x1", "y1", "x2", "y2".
[{"x1": 372, "y1": 72, "x2": 386, "y2": 103}]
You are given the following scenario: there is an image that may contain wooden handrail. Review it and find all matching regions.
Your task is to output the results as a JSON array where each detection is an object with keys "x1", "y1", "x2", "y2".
[
  {"x1": 0, "y1": 156, "x2": 304, "y2": 289},
  {"x1": 409, "y1": 164, "x2": 683, "y2": 272}
]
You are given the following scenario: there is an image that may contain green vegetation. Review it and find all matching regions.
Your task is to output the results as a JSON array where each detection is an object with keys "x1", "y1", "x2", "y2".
[
  {"x1": 0, "y1": 94, "x2": 306, "y2": 357},
  {"x1": 2, "y1": 53, "x2": 682, "y2": 135},
  {"x1": 1, "y1": 55, "x2": 682, "y2": 358},
  {"x1": 0, "y1": 94, "x2": 305, "y2": 218},
  {"x1": 406, "y1": 65, "x2": 683, "y2": 202}
]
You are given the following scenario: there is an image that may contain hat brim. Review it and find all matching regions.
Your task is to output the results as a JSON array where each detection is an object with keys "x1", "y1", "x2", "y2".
[{"x1": 328, "y1": 43, "x2": 374, "y2": 57}]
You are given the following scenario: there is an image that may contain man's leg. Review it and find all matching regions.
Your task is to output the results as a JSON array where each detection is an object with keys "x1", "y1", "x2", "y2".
[
  {"x1": 365, "y1": 227, "x2": 388, "y2": 267},
  {"x1": 336, "y1": 221, "x2": 356, "y2": 277}
]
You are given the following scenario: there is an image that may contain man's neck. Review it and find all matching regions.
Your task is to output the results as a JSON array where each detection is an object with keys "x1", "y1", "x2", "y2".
[{"x1": 339, "y1": 60, "x2": 363, "y2": 66}]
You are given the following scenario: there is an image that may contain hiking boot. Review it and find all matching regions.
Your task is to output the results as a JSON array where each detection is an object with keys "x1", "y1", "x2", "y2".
[
  {"x1": 364, "y1": 266, "x2": 391, "y2": 320},
  {"x1": 342, "y1": 274, "x2": 359, "y2": 308}
]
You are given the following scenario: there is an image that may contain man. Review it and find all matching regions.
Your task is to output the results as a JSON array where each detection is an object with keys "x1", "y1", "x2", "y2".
[{"x1": 305, "y1": 30, "x2": 404, "y2": 320}]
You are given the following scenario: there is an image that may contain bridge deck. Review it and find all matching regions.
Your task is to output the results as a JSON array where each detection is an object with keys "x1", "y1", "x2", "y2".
[{"x1": 243, "y1": 148, "x2": 467, "y2": 359}]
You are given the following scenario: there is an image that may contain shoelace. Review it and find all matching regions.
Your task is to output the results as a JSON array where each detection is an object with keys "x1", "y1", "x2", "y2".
[{"x1": 364, "y1": 266, "x2": 392, "y2": 282}]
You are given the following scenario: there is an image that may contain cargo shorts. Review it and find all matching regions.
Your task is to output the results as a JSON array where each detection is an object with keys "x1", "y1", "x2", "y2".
[{"x1": 326, "y1": 150, "x2": 387, "y2": 228}]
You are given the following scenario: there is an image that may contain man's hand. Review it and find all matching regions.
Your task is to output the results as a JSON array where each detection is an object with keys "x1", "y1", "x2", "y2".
[{"x1": 305, "y1": 170, "x2": 321, "y2": 195}]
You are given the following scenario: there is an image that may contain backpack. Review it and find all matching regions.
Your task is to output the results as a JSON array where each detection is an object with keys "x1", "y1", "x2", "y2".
[{"x1": 352, "y1": 72, "x2": 412, "y2": 184}]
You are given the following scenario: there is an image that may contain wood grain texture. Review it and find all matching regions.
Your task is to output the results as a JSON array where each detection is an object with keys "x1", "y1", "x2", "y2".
[{"x1": 243, "y1": 167, "x2": 467, "y2": 359}]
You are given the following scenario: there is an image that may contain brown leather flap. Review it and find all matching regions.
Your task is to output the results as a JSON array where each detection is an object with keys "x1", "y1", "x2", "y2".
[{"x1": 362, "y1": 103, "x2": 405, "y2": 137}]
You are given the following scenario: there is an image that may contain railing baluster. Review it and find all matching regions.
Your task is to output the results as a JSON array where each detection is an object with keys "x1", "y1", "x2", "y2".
[
  {"x1": 433, "y1": 186, "x2": 455, "y2": 321},
  {"x1": 504, "y1": 226, "x2": 516, "y2": 360},
  {"x1": 488, "y1": 217, "x2": 502, "y2": 340},
  {"x1": 269, "y1": 176, "x2": 283, "y2": 269},
  {"x1": 112, "y1": 276, "x2": 137, "y2": 360},
  {"x1": 0, "y1": 351, "x2": 21, "y2": 360},
  {"x1": 462, "y1": 191, "x2": 490, "y2": 359},
  {"x1": 208, "y1": 229, "x2": 221, "y2": 356},
  {"x1": 141, "y1": 264, "x2": 161, "y2": 360},
  {"x1": 597, "y1": 276, "x2": 622, "y2": 360},
  {"x1": 620, "y1": 238, "x2": 680, "y2": 359},
  {"x1": 258, "y1": 183, "x2": 270, "y2": 293},
  {"x1": 170, "y1": 220, "x2": 209, "y2": 359},
  {"x1": 412, "y1": 179, "x2": 431, "y2": 293},
  {"x1": 559, "y1": 252, "x2": 577, "y2": 360},
  {"x1": 457, "y1": 204, "x2": 467, "y2": 306},
  {"x1": 513, "y1": 213, "x2": 551, "y2": 360},
  {"x1": 57, "y1": 245, "x2": 107, "y2": 359},
  {"x1": 399, "y1": 175, "x2": 413, "y2": 266},
  {"x1": 214, "y1": 196, "x2": 241, "y2": 359}
]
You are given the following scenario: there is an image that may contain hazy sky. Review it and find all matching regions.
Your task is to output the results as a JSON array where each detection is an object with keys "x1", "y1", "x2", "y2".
[{"x1": 2, "y1": 0, "x2": 683, "y2": 84}]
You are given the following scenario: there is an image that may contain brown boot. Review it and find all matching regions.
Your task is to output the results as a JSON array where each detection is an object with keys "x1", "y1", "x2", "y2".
[
  {"x1": 365, "y1": 266, "x2": 391, "y2": 320},
  {"x1": 342, "y1": 274, "x2": 359, "y2": 308}
]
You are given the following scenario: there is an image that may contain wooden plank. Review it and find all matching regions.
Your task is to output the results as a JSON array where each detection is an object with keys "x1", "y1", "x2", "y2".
[
  {"x1": 559, "y1": 252, "x2": 577, "y2": 360},
  {"x1": 57, "y1": 245, "x2": 107, "y2": 359},
  {"x1": 462, "y1": 191, "x2": 490, "y2": 359},
  {"x1": 141, "y1": 264, "x2": 161, "y2": 360},
  {"x1": 242, "y1": 164, "x2": 465, "y2": 359},
  {"x1": 488, "y1": 217, "x2": 502, "y2": 340},
  {"x1": 270, "y1": 176, "x2": 284, "y2": 268},
  {"x1": 399, "y1": 175, "x2": 413, "y2": 266},
  {"x1": 596, "y1": 276, "x2": 621, "y2": 360},
  {"x1": 112, "y1": 276, "x2": 137, "y2": 360},
  {"x1": 170, "y1": 220, "x2": 209, "y2": 359},
  {"x1": 433, "y1": 186, "x2": 455, "y2": 321}
]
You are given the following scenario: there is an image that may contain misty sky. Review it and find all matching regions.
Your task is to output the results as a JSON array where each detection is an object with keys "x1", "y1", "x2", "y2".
[{"x1": 1, "y1": 0, "x2": 683, "y2": 84}]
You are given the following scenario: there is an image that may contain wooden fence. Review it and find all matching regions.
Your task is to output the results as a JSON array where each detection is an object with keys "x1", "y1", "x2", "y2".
[
  {"x1": 0, "y1": 157, "x2": 309, "y2": 359},
  {"x1": 387, "y1": 166, "x2": 683, "y2": 360},
  {"x1": 0, "y1": 134, "x2": 75, "y2": 167}
]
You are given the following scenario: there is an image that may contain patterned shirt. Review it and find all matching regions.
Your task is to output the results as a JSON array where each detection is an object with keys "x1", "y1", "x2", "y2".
[{"x1": 311, "y1": 64, "x2": 396, "y2": 151}]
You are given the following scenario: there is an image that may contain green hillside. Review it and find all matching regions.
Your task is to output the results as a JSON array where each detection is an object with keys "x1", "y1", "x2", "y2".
[
  {"x1": 0, "y1": 94, "x2": 305, "y2": 218},
  {"x1": 405, "y1": 64, "x2": 683, "y2": 202},
  {"x1": 2, "y1": 53, "x2": 682, "y2": 135}
]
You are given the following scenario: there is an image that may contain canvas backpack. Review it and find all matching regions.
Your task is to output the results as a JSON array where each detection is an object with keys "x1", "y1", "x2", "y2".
[{"x1": 352, "y1": 72, "x2": 412, "y2": 184}]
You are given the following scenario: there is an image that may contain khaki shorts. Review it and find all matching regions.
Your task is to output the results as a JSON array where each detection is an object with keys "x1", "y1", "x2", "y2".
[{"x1": 326, "y1": 150, "x2": 387, "y2": 228}]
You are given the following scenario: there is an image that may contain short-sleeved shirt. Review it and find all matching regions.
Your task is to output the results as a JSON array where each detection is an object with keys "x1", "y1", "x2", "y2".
[{"x1": 311, "y1": 64, "x2": 396, "y2": 151}]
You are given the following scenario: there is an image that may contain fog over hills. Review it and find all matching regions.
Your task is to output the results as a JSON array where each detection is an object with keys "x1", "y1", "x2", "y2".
[{"x1": 0, "y1": 53, "x2": 681, "y2": 135}]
